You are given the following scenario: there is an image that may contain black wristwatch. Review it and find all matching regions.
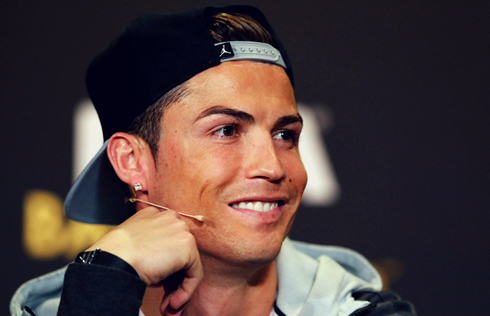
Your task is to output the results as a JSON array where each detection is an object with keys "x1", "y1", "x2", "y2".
[{"x1": 75, "y1": 248, "x2": 139, "y2": 278}]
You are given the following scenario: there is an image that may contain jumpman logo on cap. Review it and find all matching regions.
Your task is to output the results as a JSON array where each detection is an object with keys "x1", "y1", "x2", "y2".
[{"x1": 219, "y1": 45, "x2": 232, "y2": 57}]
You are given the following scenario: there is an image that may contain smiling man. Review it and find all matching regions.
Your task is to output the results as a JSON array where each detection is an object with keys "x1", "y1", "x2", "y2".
[{"x1": 11, "y1": 4, "x2": 416, "y2": 316}]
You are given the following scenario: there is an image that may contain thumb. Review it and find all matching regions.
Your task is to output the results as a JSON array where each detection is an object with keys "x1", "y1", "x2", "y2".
[
  {"x1": 168, "y1": 274, "x2": 201, "y2": 310},
  {"x1": 161, "y1": 258, "x2": 202, "y2": 314}
]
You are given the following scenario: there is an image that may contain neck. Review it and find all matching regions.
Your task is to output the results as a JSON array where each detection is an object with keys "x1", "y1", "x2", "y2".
[
  {"x1": 186, "y1": 258, "x2": 277, "y2": 316},
  {"x1": 142, "y1": 259, "x2": 277, "y2": 316}
]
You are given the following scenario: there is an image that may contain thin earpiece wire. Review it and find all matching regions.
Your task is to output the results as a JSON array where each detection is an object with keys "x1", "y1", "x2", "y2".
[{"x1": 126, "y1": 197, "x2": 205, "y2": 222}]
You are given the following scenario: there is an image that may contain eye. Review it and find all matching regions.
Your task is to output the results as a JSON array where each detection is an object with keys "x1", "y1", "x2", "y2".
[
  {"x1": 273, "y1": 130, "x2": 298, "y2": 143},
  {"x1": 212, "y1": 124, "x2": 238, "y2": 137}
]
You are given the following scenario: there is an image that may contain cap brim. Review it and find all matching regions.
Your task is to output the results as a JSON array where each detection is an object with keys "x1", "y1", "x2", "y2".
[{"x1": 64, "y1": 140, "x2": 135, "y2": 225}]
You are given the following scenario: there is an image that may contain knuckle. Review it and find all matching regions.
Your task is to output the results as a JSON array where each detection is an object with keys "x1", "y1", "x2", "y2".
[
  {"x1": 183, "y1": 233, "x2": 198, "y2": 250},
  {"x1": 182, "y1": 231, "x2": 195, "y2": 242},
  {"x1": 140, "y1": 206, "x2": 160, "y2": 214},
  {"x1": 167, "y1": 216, "x2": 190, "y2": 231},
  {"x1": 166, "y1": 209, "x2": 180, "y2": 217},
  {"x1": 173, "y1": 229, "x2": 196, "y2": 248},
  {"x1": 177, "y1": 219, "x2": 190, "y2": 230}
]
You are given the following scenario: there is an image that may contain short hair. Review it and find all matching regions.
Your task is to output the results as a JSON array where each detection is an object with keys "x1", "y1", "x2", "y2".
[{"x1": 127, "y1": 12, "x2": 273, "y2": 160}]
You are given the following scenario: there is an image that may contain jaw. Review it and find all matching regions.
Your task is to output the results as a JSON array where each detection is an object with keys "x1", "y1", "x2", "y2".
[
  {"x1": 197, "y1": 238, "x2": 282, "y2": 279},
  {"x1": 193, "y1": 208, "x2": 294, "y2": 275}
]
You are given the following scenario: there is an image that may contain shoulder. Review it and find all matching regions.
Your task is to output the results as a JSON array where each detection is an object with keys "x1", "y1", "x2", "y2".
[
  {"x1": 287, "y1": 239, "x2": 382, "y2": 287},
  {"x1": 276, "y1": 239, "x2": 417, "y2": 316},
  {"x1": 10, "y1": 266, "x2": 67, "y2": 316},
  {"x1": 11, "y1": 263, "x2": 146, "y2": 316},
  {"x1": 351, "y1": 291, "x2": 417, "y2": 316}
]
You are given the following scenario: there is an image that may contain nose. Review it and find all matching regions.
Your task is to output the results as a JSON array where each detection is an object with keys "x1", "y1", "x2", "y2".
[{"x1": 244, "y1": 134, "x2": 287, "y2": 183}]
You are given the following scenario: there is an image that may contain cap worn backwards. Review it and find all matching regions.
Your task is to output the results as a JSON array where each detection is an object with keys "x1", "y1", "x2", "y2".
[{"x1": 65, "y1": 4, "x2": 293, "y2": 225}]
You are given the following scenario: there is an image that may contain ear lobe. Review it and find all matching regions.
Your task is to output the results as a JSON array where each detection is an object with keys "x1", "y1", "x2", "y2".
[{"x1": 107, "y1": 133, "x2": 152, "y2": 191}]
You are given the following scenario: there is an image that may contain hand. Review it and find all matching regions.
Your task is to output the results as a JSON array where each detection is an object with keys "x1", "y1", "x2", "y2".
[{"x1": 87, "y1": 206, "x2": 203, "y2": 311}]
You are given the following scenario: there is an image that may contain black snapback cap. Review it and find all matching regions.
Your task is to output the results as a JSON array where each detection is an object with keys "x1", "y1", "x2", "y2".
[
  {"x1": 87, "y1": 3, "x2": 293, "y2": 140},
  {"x1": 66, "y1": 4, "x2": 294, "y2": 225}
]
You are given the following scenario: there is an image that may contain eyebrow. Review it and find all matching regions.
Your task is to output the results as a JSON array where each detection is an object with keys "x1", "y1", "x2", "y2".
[
  {"x1": 194, "y1": 105, "x2": 254, "y2": 124},
  {"x1": 193, "y1": 105, "x2": 303, "y2": 128},
  {"x1": 272, "y1": 114, "x2": 303, "y2": 130}
]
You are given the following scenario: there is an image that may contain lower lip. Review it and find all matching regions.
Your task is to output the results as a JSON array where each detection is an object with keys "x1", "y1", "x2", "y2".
[{"x1": 228, "y1": 205, "x2": 283, "y2": 224}]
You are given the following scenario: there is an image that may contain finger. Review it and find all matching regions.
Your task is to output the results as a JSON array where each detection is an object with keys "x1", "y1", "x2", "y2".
[
  {"x1": 163, "y1": 300, "x2": 189, "y2": 316},
  {"x1": 160, "y1": 288, "x2": 189, "y2": 316},
  {"x1": 168, "y1": 254, "x2": 203, "y2": 310},
  {"x1": 160, "y1": 292, "x2": 172, "y2": 316}
]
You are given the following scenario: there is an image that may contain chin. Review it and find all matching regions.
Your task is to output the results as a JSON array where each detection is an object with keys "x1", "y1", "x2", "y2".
[
  {"x1": 198, "y1": 231, "x2": 286, "y2": 270},
  {"x1": 221, "y1": 247, "x2": 281, "y2": 270}
]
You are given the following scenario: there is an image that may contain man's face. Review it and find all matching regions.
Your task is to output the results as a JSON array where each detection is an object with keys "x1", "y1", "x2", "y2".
[{"x1": 147, "y1": 61, "x2": 307, "y2": 266}]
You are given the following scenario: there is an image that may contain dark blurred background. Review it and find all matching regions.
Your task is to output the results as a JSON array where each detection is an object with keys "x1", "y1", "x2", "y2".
[{"x1": 2, "y1": 1, "x2": 488, "y2": 315}]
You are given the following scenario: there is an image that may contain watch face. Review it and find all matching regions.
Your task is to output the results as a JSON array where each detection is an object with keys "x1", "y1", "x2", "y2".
[
  {"x1": 76, "y1": 249, "x2": 101, "y2": 264},
  {"x1": 74, "y1": 249, "x2": 139, "y2": 277}
]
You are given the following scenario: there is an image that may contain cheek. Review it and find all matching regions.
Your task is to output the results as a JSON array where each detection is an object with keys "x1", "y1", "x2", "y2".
[
  {"x1": 284, "y1": 154, "x2": 308, "y2": 195},
  {"x1": 191, "y1": 146, "x2": 243, "y2": 198},
  {"x1": 156, "y1": 140, "x2": 242, "y2": 202},
  {"x1": 152, "y1": 140, "x2": 193, "y2": 205}
]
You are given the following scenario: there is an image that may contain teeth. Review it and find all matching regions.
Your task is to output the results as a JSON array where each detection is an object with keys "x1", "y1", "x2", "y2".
[{"x1": 231, "y1": 201, "x2": 279, "y2": 212}]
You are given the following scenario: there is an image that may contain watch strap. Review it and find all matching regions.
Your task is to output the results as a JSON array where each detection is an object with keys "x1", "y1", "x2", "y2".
[{"x1": 75, "y1": 248, "x2": 139, "y2": 278}]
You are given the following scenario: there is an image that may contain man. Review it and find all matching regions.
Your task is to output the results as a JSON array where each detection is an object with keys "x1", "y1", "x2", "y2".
[{"x1": 11, "y1": 4, "x2": 416, "y2": 316}]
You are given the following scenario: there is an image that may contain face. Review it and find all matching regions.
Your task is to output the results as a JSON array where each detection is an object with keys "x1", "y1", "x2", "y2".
[{"x1": 147, "y1": 61, "x2": 307, "y2": 267}]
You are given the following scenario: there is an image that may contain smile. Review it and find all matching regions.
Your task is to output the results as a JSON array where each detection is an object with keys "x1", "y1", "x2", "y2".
[{"x1": 230, "y1": 201, "x2": 280, "y2": 212}]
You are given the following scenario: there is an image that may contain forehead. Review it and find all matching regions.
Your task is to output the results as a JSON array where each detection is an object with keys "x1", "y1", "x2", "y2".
[{"x1": 167, "y1": 61, "x2": 297, "y2": 120}]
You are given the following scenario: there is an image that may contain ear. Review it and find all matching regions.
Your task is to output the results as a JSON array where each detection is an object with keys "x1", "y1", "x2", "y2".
[{"x1": 107, "y1": 133, "x2": 154, "y2": 199}]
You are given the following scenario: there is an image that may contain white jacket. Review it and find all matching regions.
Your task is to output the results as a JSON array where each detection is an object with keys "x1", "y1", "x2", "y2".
[{"x1": 11, "y1": 238, "x2": 382, "y2": 316}]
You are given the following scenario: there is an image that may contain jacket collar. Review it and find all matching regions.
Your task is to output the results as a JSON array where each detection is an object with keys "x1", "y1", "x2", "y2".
[{"x1": 275, "y1": 238, "x2": 382, "y2": 316}]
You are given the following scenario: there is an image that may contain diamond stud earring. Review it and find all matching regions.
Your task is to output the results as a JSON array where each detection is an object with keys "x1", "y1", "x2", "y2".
[{"x1": 134, "y1": 183, "x2": 143, "y2": 191}]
